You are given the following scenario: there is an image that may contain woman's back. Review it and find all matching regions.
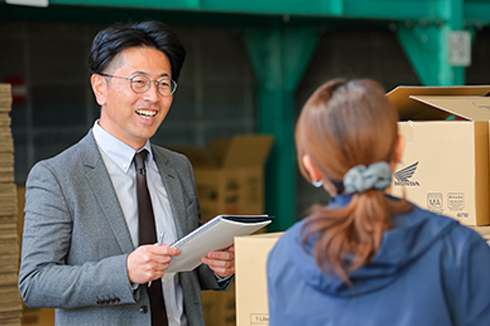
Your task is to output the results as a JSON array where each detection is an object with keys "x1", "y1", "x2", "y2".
[
  {"x1": 269, "y1": 79, "x2": 490, "y2": 325},
  {"x1": 268, "y1": 195, "x2": 490, "y2": 326}
]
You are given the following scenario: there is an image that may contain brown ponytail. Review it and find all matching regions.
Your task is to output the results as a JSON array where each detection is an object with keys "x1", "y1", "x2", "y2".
[{"x1": 295, "y1": 79, "x2": 412, "y2": 285}]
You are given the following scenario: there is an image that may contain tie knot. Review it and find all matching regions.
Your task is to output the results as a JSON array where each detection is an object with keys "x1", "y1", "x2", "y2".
[{"x1": 134, "y1": 150, "x2": 148, "y2": 172}]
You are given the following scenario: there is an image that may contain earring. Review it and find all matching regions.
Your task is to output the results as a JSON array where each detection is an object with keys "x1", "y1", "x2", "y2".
[{"x1": 312, "y1": 179, "x2": 323, "y2": 188}]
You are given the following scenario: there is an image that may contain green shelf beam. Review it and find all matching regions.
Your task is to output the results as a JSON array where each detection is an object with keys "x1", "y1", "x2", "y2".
[
  {"x1": 2, "y1": 0, "x2": 488, "y2": 26},
  {"x1": 243, "y1": 28, "x2": 318, "y2": 231},
  {"x1": 397, "y1": 0, "x2": 466, "y2": 86},
  {"x1": 466, "y1": 1, "x2": 490, "y2": 26}
]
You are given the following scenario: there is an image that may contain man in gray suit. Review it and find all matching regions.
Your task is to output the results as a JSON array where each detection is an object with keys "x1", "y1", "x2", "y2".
[{"x1": 18, "y1": 21, "x2": 234, "y2": 326}]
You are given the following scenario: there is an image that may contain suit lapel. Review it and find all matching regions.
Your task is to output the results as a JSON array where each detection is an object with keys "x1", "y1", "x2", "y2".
[
  {"x1": 79, "y1": 132, "x2": 135, "y2": 253},
  {"x1": 152, "y1": 147, "x2": 186, "y2": 239}
]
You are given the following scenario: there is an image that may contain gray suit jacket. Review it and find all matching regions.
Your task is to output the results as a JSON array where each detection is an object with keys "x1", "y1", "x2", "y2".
[{"x1": 18, "y1": 131, "x2": 230, "y2": 326}]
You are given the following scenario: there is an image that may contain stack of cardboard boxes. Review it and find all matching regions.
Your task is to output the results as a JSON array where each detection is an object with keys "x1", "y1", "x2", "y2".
[
  {"x1": 174, "y1": 135, "x2": 274, "y2": 223},
  {"x1": 0, "y1": 84, "x2": 22, "y2": 326},
  {"x1": 172, "y1": 134, "x2": 273, "y2": 326}
]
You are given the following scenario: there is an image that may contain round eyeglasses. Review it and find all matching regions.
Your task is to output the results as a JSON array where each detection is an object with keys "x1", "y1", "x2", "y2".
[{"x1": 98, "y1": 73, "x2": 177, "y2": 97}]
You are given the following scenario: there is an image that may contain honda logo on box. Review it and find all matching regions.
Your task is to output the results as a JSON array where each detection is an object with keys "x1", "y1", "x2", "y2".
[{"x1": 394, "y1": 162, "x2": 420, "y2": 186}]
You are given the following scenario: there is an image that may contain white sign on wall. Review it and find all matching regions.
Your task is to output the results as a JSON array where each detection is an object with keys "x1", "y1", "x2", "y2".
[{"x1": 447, "y1": 31, "x2": 472, "y2": 67}]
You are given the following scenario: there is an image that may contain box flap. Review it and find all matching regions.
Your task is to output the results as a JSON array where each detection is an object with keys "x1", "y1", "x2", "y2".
[
  {"x1": 411, "y1": 96, "x2": 490, "y2": 121},
  {"x1": 166, "y1": 134, "x2": 274, "y2": 168},
  {"x1": 208, "y1": 138, "x2": 232, "y2": 165},
  {"x1": 386, "y1": 85, "x2": 490, "y2": 120},
  {"x1": 168, "y1": 146, "x2": 218, "y2": 168},
  {"x1": 222, "y1": 135, "x2": 274, "y2": 168}
]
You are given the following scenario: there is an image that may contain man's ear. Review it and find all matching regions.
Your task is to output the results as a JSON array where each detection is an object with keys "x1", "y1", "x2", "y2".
[
  {"x1": 302, "y1": 154, "x2": 322, "y2": 183},
  {"x1": 394, "y1": 135, "x2": 405, "y2": 164},
  {"x1": 91, "y1": 74, "x2": 106, "y2": 106}
]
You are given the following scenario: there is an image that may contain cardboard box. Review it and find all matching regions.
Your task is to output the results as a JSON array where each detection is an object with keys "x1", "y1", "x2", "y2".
[
  {"x1": 201, "y1": 283, "x2": 236, "y2": 326},
  {"x1": 172, "y1": 135, "x2": 274, "y2": 222},
  {"x1": 17, "y1": 186, "x2": 25, "y2": 252},
  {"x1": 235, "y1": 233, "x2": 283, "y2": 326},
  {"x1": 387, "y1": 85, "x2": 490, "y2": 226},
  {"x1": 21, "y1": 307, "x2": 54, "y2": 326}
]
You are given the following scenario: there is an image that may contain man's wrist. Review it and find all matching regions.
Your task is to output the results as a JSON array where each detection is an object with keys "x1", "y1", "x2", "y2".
[
  {"x1": 130, "y1": 282, "x2": 139, "y2": 293},
  {"x1": 215, "y1": 273, "x2": 233, "y2": 283}
]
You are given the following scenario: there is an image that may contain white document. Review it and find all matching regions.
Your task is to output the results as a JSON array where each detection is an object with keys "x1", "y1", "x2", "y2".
[{"x1": 166, "y1": 215, "x2": 272, "y2": 273}]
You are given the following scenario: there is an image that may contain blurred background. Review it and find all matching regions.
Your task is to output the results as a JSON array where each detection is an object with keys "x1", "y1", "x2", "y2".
[{"x1": 2, "y1": 0, "x2": 490, "y2": 231}]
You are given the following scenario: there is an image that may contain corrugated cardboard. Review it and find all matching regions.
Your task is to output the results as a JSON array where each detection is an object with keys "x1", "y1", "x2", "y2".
[
  {"x1": 0, "y1": 83, "x2": 22, "y2": 326},
  {"x1": 172, "y1": 135, "x2": 274, "y2": 222},
  {"x1": 201, "y1": 283, "x2": 236, "y2": 326},
  {"x1": 387, "y1": 85, "x2": 490, "y2": 120},
  {"x1": 387, "y1": 85, "x2": 490, "y2": 226},
  {"x1": 21, "y1": 307, "x2": 54, "y2": 326},
  {"x1": 235, "y1": 233, "x2": 283, "y2": 326}
]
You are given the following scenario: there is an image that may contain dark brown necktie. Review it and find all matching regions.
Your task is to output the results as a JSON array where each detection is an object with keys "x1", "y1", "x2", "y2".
[{"x1": 134, "y1": 150, "x2": 169, "y2": 326}]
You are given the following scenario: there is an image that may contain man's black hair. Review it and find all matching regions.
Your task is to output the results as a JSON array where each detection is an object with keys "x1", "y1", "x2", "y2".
[{"x1": 88, "y1": 21, "x2": 186, "y2": 81}]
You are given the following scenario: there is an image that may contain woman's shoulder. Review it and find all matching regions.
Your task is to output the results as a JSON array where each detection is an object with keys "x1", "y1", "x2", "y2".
[
  {"x1": 394, "y1": 203, "x2": 489, "y2": 255},
  {"x1": 268, "y1": 220, "x2": 307, "y2": 263}
]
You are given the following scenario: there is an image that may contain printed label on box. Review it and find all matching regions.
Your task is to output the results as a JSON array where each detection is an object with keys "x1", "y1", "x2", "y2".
[
  {"x1": 250, "y1": 314, "x2": 269, "y2": 324},
  {"x1": 456, "y1": 212, "x2": 469, "y2": 219},
  {"x1": 427, "y1": 193, "x2": 443, "y2": 211},
  {"x1": 447, "y1": 193, "x2": 465, "y2": 211}
]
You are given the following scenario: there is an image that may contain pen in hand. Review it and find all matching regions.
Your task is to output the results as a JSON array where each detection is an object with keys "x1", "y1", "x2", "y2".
[{"x1": 148, "y1": 230, "x2": 165, "y2": 288}]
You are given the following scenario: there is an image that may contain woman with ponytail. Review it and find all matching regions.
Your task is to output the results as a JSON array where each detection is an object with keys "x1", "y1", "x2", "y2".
[{"x1": 267, "y1": 79, "x2": 490, "y2": 326}]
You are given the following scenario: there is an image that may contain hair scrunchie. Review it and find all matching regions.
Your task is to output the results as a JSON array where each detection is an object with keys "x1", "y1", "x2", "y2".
[{"x1": 343, "y1": 162, "x2": 392, "y2": 194}]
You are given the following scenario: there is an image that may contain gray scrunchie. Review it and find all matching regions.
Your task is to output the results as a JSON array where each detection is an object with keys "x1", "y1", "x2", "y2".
[{"x1": 343, "y1": 162, "x2": 392, "y2": 194}]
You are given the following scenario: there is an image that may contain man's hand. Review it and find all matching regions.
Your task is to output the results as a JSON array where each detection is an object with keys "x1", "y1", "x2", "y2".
[
  {"x1": 201, "y1": 244, "x2": 235, "y2": 278},
  {"x1": 127, "y1": 244, "x2": 180, "y2": 284}
]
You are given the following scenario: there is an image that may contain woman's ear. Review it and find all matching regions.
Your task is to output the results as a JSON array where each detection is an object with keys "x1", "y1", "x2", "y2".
[
  {"x1": 303, "y1": 154, "x2": 338, "y2": 195},
  {"x1": 91, "y1": 74, "x2": 106, "y2": 106},
  {"x1": 302, "y1": 154, "x2": 322, "y2": 183},
  {"x1": 394, "y1": 135, "x2": 405, "y2": 164}
]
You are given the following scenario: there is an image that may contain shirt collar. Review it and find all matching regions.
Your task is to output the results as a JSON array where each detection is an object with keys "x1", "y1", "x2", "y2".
[{"x1": 92, "y1": 120, "x2": 153, "y2": 173}]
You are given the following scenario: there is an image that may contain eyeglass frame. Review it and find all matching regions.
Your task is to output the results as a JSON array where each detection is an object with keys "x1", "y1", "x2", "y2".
[{"x1": 98, "y1": 72, "x2": 177, "y2": 97}]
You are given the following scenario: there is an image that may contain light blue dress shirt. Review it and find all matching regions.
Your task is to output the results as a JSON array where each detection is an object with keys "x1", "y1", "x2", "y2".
[{"x1": 92, "y1": 121, "x2": 187, "y2": 326}]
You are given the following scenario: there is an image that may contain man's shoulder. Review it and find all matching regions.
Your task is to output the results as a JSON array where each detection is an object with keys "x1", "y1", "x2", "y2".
[
  {"x1": 151, "y1": 144, "x2": 191, "y2": 166},
  {"x1": 32, "y1": 131, "x2": 96, "y2": 171}
]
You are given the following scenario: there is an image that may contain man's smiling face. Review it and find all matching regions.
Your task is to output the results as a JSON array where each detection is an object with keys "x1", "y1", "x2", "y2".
[{"x1": 93, "y1": 46, "x2": 174, "y2": 150}]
